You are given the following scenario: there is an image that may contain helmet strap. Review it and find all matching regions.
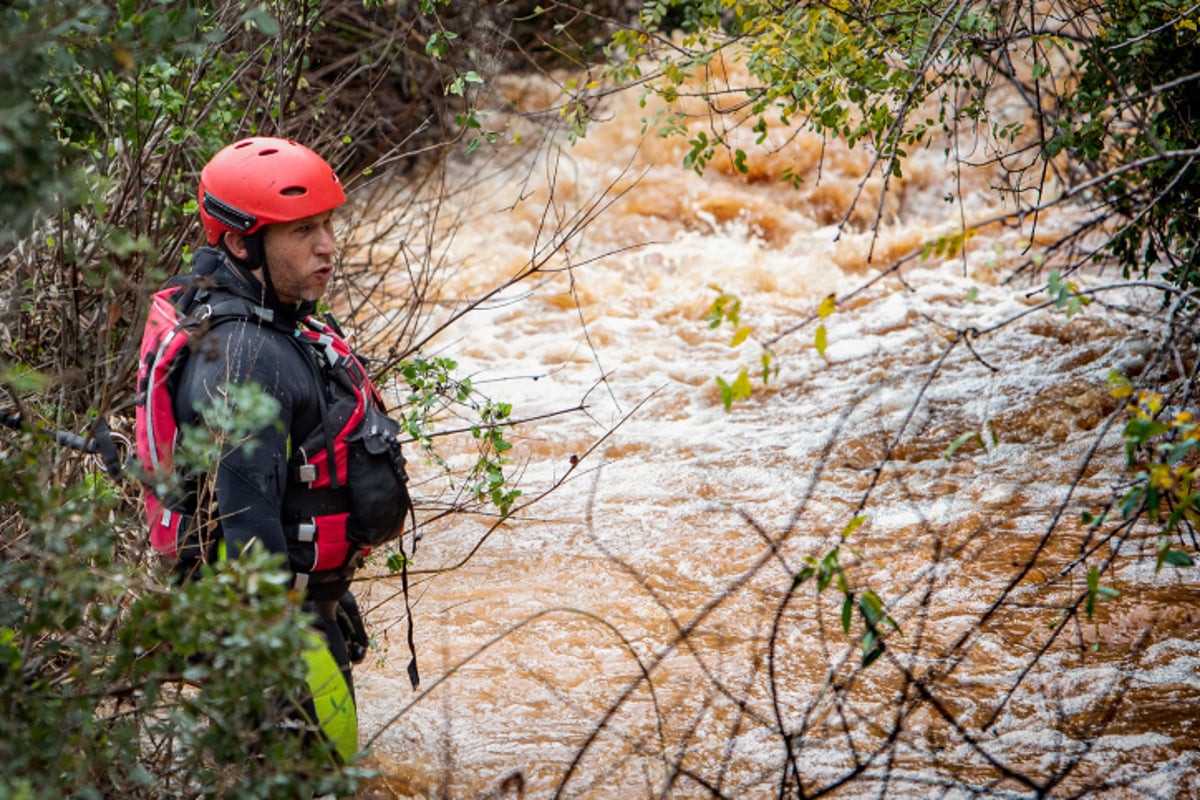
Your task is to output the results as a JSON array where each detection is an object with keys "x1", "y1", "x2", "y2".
[
  {"x1": 243, "y1": 230, "x2": 267, "y2": 272},
  {"x1": 218, "y1": 229, "x2": 304, "y2": 315},
  {"x1": 218, "y1": 230, "x2": 288, "y2": 311}
]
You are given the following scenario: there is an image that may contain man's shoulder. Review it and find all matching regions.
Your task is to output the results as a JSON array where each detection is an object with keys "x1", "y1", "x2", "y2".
[
  {"x1": 212, "y1": 315, "x2": 303, "y2": 359},
  {"x1": 177, "y1": 313, "x2": 306, "y2": 385}
]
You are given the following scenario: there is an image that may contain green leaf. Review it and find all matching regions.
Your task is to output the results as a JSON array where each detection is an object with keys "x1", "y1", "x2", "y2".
[
  {"x1": 943, "y1": 431, "x2": 982, "y2": 461},
  {"x1": 716, "y1": 376, "x2": 733, "y2": 411},
  {"x1": 858, "y1": 590, "x2": 887, "y2": 624},
  {"x1": 238, "y1": 6, "x2": 280, "y2": 36},
  {"x1": 1164, "y1": 549, "x2": 1194, "y2": 568},
  {"x1": 841, "y1": 595, "x2": 853, "y2": 633},
  {"x1": 1047, "y1": 269, "x2": 1062, "y2": 296},
  {"x1": 861, "y1": 638, "x2": 885, "y2": 668},
  {"x1": 1086, "y1": 565, "x2": 1099, "y2": 618},
  {"x1": 733, "y1": 148, "x2": 748, "y2": 173}
]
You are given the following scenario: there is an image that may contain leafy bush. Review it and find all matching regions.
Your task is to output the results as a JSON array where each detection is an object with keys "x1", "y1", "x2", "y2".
[{"x1": 0, "y1": 427, "x2": 367, "y2": 799}]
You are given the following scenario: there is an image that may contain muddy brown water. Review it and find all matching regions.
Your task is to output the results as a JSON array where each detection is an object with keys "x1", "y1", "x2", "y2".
[{"x1": 341, "y1": 75, "x2": 1200, "y2": 798}]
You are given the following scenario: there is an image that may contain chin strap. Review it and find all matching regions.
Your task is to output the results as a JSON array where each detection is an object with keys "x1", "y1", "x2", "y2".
[{"x1": 220, "y1": 233, "x2": 289, "y2": 313}]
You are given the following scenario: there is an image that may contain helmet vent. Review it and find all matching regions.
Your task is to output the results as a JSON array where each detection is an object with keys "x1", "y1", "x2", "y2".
[
  {"x1": 280, "y1": 186, "x2": 307, "y2": 196},
  {"x1": 258, "y1": 148, "x2": 279, "y2": 156}
]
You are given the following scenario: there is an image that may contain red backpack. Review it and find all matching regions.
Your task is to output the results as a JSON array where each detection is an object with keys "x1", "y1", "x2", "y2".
[{"x1": 134, "y1": 284, "x2": 413, "y2": 577}]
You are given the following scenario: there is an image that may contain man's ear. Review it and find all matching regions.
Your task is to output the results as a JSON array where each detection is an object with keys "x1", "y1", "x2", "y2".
[{"x1": 222, "y1": 230, "x2": 249, "y2": 260}]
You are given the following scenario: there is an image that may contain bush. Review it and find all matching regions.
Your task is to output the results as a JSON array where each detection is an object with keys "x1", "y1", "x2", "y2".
[{"x1": 0, "y1": 428, "x2": 367, "y2": 799}]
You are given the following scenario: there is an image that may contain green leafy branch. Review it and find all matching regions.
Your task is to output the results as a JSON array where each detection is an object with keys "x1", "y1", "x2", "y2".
[
  {"x1": 468, "y1": 399, "x2": 521, "y2": 517},
  {"x1": 919, "y1": 228, "x2": 978, "y2": 262},
  {"x1": 1084, "y1": 564, "x2": 1120, "y2": 622},
  {"x1": 1046, "y1": 269, "x2": 1092, "y2": 320},
  {"x1": 706, "y1": 285, "x2": 777, "y2": 411},
  {"x1": 1088, "y1": 380, "x2": 1198, "y2": 572},
  {"x1": 397, "y1": 356, "x2": 522, "y2": 518},
  {"x1": 793, "y1": 515, "x2": 897, "y2": 667},
  {"x1": 1050, "y1": 564, "x2": 1120, "y2": 648},
  {"x1": 415, "y1": 0, "x2": 503, "y2": 154}
]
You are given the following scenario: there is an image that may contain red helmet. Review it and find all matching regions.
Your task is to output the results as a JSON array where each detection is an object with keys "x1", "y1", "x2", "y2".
[{"x1": 197, "y1": 137, "x2": 346, "y2": 245}]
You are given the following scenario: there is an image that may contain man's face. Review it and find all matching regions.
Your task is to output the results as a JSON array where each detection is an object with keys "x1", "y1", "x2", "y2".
[{"x1": 262, "y1": 210, "x2": 337, "y2": 305}]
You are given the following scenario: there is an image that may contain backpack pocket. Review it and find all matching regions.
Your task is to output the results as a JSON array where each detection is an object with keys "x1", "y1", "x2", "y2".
[{"x1": 344, "y1": 403, "x2": 412, "y2": 547}]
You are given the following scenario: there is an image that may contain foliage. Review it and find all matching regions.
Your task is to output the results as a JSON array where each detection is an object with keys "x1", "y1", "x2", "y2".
[
  {"x1": 1101, "y1": 386, "x2": 1200, "y2": 572},
  {"x1": 1046, "y1": 268, "x2": 1092, "y2": 320},
  {"x1": 793, "y1": 514, "x2": 896, "y2": 667},
  {"x1": 597, "y1": 0, "x2": 1200, "y2": 286},
  {"x1": 1060, "y1": 0, "x2": 1200, "y2": 289},
  {"x1": 705, "y1": 284, "x2": 776, "y2": 410},
  {"x1": 175, "y1": 382, "x2": 283, "y2": 478},
  {"x1": 397, "y1": 356, "x2": 522, "y2": 517},
  {"x1": 0, "y1": 427, "x2": 365, "y2": 799}
]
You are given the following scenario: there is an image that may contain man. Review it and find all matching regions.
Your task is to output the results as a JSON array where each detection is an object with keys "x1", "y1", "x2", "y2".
[{"x1": 135, "y1": 136, "x2": 413, "y2": 764}]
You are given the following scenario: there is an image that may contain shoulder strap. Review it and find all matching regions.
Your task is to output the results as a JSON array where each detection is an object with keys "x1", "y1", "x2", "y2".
[
  {"x1": 284, "y1": 328, "x2": 343, "y2": 491},
  {"x1": 186, "y1": 296, "x2": 275, "y2": 327}
]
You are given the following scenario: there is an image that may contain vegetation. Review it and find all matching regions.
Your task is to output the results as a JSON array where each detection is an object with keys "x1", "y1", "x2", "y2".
[{"x1": 2, "y1": 0, "x2": 1199, "y2": 796}]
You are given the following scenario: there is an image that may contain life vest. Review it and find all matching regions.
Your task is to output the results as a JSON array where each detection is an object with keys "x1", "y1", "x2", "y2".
[{"x1": 133, "y1": 282, "x2": 413, "y2": 584}]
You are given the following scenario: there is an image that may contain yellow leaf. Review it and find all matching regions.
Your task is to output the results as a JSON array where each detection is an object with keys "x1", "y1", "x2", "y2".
[
  {"x1": 1150, "y1": 463, "x2": 1173, "y2": 491},
  {"x1": 732, "y1": 367, "x2": 752, "y2": 401},
  {"x1": 818, "y1": 294, "x2": 837, "y2": 319},
  {"x1": 1111, "y1": 384, "x2": 1133, "y2": 400},
  {"x1": 841, "y1": 515, "x2": 867, "y2": 539},
  {"x1": 730, "y1": 326, "x2": 753, "y2": 347},
  {"x1": 815, "y1": 323, "x2": 828, "y2": 358}
]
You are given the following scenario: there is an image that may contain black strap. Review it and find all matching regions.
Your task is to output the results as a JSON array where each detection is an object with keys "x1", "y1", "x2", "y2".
[
  {"x1": 0, "y1": 411, "x2": 125, "y2": 481},
  {"x1": 286, "y1": 329, "x2": 342, "y2": 491},
  {"x1": 400, "y1": 541, "x2": 420, "y2": 689},
  {"x1": 91, "y1": 418, "x2": 126, "y2": 480}
]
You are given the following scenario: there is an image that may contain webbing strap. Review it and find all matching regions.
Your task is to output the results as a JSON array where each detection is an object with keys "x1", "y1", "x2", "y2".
[
  {"x1": 399, "y1": 537, "x2": 419, "y2": 689},
  {"x1": 287, "y1": 332, "x2": 341, "y2": 491}
]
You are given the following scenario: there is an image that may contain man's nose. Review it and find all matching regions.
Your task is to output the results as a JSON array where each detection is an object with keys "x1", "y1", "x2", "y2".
[{"x1": 314, "y1": 225, "x2": 336, "y2": 253}]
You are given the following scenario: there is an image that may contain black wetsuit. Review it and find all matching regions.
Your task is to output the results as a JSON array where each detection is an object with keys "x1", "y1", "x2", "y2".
[{"x1": 170, "y1": 247, "x2": 359, "y2": 688}]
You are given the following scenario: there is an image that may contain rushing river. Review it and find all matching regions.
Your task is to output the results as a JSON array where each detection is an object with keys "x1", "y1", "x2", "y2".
[{"x1": 340, "y1": 70, "x2": 1200, "y2": 799}]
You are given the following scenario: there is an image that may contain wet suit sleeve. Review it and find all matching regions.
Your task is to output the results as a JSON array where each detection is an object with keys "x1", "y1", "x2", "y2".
[{"x1": 175, "y1": 320, "x2": 317, "y2": 561}]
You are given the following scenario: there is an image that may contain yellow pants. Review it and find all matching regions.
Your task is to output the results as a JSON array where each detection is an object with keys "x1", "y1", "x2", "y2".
[{"x1": 302, "y1": 611, "x2": 359, "y2": 764}]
